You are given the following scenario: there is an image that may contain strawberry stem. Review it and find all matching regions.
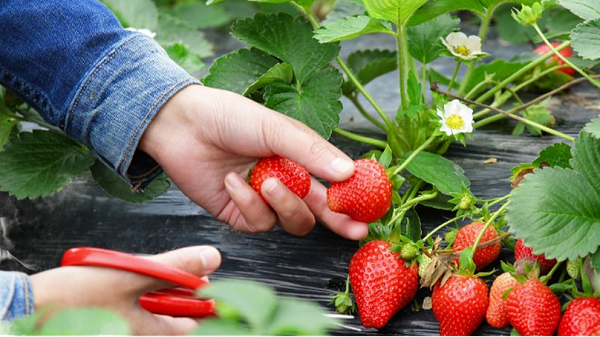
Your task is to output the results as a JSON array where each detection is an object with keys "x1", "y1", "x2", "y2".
[
  {"x1": 333, "y1": 128, "x2": 387, "y2": 148},
  {"x1": 471, "y1": 201, "x2": 510, "y2": 255},
  {"x1": 393, "y1": 134, "x2": 437, "y2": 176},
  {"x1": 421, "y1": 214, "x2": 464, "y2": 243}
]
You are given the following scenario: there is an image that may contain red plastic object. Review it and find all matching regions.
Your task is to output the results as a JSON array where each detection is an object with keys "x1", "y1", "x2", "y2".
[{"x1": 61, "y1": 247, "x2": 216, "y2": 318}]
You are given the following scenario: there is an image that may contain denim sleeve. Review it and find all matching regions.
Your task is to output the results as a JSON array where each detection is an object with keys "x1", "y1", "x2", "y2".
[
  {"x1": 0, "y1": 0, "x2": 200, "y2": 187},
  {"x1": 0, "y1": 271, "x2": 34, "y2": 321}
]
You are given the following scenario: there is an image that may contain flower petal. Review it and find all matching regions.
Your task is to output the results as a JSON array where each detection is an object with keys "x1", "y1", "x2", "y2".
[{"x1": 445, "y1": 32, "x2": 467, "y2": 47}]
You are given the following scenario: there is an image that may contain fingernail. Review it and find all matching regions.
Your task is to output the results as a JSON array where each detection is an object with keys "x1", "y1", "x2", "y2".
[
  {"x1": 331, "y1": 157, "x2": 354, "y2": 176},
  {"x1": 198, "y1": 246, "x2": 221, "y2": 273},
  {"x1": 263, "y1": 178, "x2": 284, "y2": 199},
  {"x1": 224, "y1": 173, "x2": 243, "y2": 189}
]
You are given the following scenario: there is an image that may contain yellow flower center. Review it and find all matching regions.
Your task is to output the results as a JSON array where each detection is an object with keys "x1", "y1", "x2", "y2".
[
  {"x1": 446, "y1": 114, "x2": 465, "y2": 130},
  {"x1": 455, "y1": 45, "x2": 470, "y2": 56}
]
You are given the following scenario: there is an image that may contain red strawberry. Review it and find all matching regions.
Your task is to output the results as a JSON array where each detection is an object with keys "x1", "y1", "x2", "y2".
[
  {"x1": 349, "y1": 240, "x2": 418, "y2": 329},
  {"x1": 432, "y1": 275, "x2": 489, "y2": 335},
  {"x1": 506, "y1": 279, "x2": 561, "y2": 336},
  {"x1": 533, "y1": 42, "x2": 575, "y2": 76},
  {"x1": 327, "y1": 158, "x2": 392, "y2": 223},
  {"x1": 558, "y1": 297, "x2": 600, "y2": 336},
  {"x1": 249, "y1": 155, "x2": 311, "y2": 204},
  {"x1": 514, "y1": 239, "x2": 557, "y2": 275},
  {"x1": 486, "y1": 272, "x2": 520, "y2": 328},
  {"x1": 453, "y1": 222, "x2": 501, "y2": 271}
]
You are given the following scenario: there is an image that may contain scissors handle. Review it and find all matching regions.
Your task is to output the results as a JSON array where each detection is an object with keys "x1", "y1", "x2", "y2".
[
  {"x1": 61, "y1": 247, "x2": 209, "y2": 289},
  {"x1": 61, "y1": 247, "x2": 216, "y2": 318}
]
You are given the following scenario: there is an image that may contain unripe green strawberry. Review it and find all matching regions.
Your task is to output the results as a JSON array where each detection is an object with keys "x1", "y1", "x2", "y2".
[
  {"x1": 327, "y1": 159, "x2": 392, "y2": 223},
  {"x1": 249, "y1": 155, "x2": 311, "y2": 205},
  {"x1": 432, "y1": 275, "x2": 489, "y2": 335},
  {"x1": 349, "y1": 240, "x2": 419, "y2": 329},
  {"x1": 400, "y1": 243, "x2": 418, "y2": 261},
  {"x1": 566, "y1": 257, "x2": 583, "y2": 280},
  {"x1": 486, "y1": 272, "x2": 520, "y2": 328},
  {"x1": 453, "y1": 222, "x2": 501, "y2": 271},
  {"x1": 506, "y1": 279, "x2": 561, "y2": 336},
  {"x1": 419, "y1": 254, "x2": 433, "y2": 278},
  {"x1": 558, "y1": 297, "x2": 600, "y2": 336}
]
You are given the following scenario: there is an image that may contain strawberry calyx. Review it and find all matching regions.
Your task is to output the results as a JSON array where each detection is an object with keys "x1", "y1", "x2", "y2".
[{"x1": 330, "y1": 275, "x2": 356, "y2": 315}]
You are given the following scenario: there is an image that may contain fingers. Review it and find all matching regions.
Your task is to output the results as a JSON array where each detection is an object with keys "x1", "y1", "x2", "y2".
[
  {"x1": 223, "y1": 172, "x2": 277, "y2": 233},
  {"x1": 128, "y1": 309, "x2": 199, "y2": 335},
  {"x1": 136, "y1": 246, "x2": 222, "y2": 295},
  {"x1": 303, "y1": 178, "x2": 369, "y2": 241},
  {"x1": 261, "y1": 115, "x2": 356, "y2": 183},
  {"x1": 261, "y1": 178, "x2": 315, "y2": 236}
]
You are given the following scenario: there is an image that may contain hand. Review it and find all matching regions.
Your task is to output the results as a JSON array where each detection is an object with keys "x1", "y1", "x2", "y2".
[
  {"x1": 30, "y1": 246, "x2": 221, "y2": 335},
  {"x1": 139, "y1": 85, "x2": 368, "y2": 240}
]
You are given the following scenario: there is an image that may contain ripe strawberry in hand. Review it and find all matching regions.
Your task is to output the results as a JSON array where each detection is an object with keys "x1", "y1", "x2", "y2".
[
  {"x1": 453, "y1": 222, "x2": 501, "y2": 271},
  {"x1": 249, "y1": 155, "x2": 311, "y2": 204},
  {"x1": 514, "y1": 239, "x2": 557, "y2": 275},
  {"x1": 349, "y1": 240, "x2": 418, "y2": 329},
  {"x1": 533, "y1": 42, "x2": 575, "y2": 76},
  {"x1": 486, "y1": 272, "x2": 520, "y2": 328},
  {"x1": 558, "y1": 297, "x2": 600, "y2": 336},
  {"x1": 432, "y1": 274, "x2": 489, "y2": 335},
  {"x1": 506, "y1": 279, "x2": 561, "y2": 336},
  {"x1": 327, "y1": 158, "x2": 392, "y2": 223}
]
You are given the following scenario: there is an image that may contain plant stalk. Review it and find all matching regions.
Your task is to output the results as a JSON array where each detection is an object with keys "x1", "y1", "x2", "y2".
[
  {"x1": 393, "y1": 133, "x2": 437, "y2": 176},
  {"x1": 333, "y1": 128, "x2": 387, "y2": 148},
  {"x1": 533, "y1": 23, "x2": 600, "y2": 89}
]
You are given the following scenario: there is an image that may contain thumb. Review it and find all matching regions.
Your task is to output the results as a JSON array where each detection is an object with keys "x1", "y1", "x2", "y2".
[
  {"x1": 136, "y1": 246, "x2": 221, "y2": 295},
  {"x1": 263, "y1": 114, "x2": 355, "y2": 183}
]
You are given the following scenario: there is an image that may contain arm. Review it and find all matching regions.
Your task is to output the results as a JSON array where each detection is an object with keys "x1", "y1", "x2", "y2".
[
  {"x1": 0, "y1": 0, "x2": 197, "y2": 188},
  {"x1": 0, "y1": 271, "x2": 34, "y2": 321}
]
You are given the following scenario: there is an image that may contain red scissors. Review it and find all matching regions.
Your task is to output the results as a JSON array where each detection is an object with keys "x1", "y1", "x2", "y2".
[{"x1": 61, "y1": 247, "x2": 216, "y2": 318}]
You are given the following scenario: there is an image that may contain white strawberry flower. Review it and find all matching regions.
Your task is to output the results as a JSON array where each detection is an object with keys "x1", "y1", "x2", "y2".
[
  {"x1": 126, "y1": 27, "x2": 157, "y2": 39},
  {"x1": 441, "y1": 32, "x2": 488, "y2": 61},
  {"x1": 437, "y1": 100, "x2": 474, "y2": 136}
]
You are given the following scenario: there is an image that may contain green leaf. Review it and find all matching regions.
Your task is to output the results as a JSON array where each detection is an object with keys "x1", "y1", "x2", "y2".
[
  {"x1": 90, "y1": 161, "x2": 170, "y2": 203},
  {"x1": 0, "y1": 109, "x2": 18, "y2": 151},
  {"x1": 402, "y1": 151, "x2": 470, "y2": 196},
  {"x1": 583, "y1": 115, "x2": 600, "y2": 138},
  {"x1": 204, "y1": 48, "x2": 281, "y2": 95},
  {"x1": 571, "y1": 19, "x2": 600, "y2": 60},
  {"x1": 266, "y1": 298, "x2": 335, "y2": 335},
  {"x1": 101, "y1": 0, "x2": 158, "y2": 30},
  {"x1": 408, "y1": 0, "x2": 485, "y2": 26},
  {"x1": 407, "y1": 13, "x2": 460, "y2": 64},
  {"x1": 571, "y1": 131, "x2": 600, "y2": 194},
  {"x1": 244, "y1": 62, "x2": 294, "y2": 96},
  {"x1": 418, "y1": 192, "x2": 454, "y2": 210},
  {"x1": 342, "y1": 49, "x2": 397, "y2": 94},
  {"x1": 231, "y1": 13, "x2": 340, "y2": 84},
  {"x1": 568, "y1": 55, "x2": 600, "y2": 69},
  {"x1": 264, "y1": 67, "x2": 342, "y2": 139},
  {"x1": 155, "y1": 13, "x2": 213, "y2": 58},
  {"x1": 557, "y1": 0, "x2": 600, "y2": 20},
  {"x1": 363, "y1": 0, "x2": 427, "y2": 27},
  {"x1": 400, "y1": 207, "x2": 422, "y2": 242},
  {"x1": 165, "y1": 42, "x2": 205, "y2": 74},
  {"x1": 532, "y1": 142, "x2": 573, "y2": 168},
  {"x1": 190, "y1": 318, "x2": 251, "y2": 335},
  {"x1": 521, "y1": 105, "x2": 556, "y2": 136},
  {"x1": 314, "y1": 15, "x2": 394, "y2": 43},
  {"x1": 322, "y1": 0, "x2": 367, "y2": 25},
  {"x1": 0, "y1": 131, "x2": 95, "y2": 199},
  {"x1": 197, "y1": 279, "x2": 278, "y2": 331},
  {"x1": 591, "y1": 249, "x2": 600, "y2": 275},
  {"x1": 508, "y1": 166, "x2": 600, "y2": 260},
  {"x1": 544, "y1": 7, "x2": 583, "y2": 40},
  {"x1": 170, "y1": 1, "x2": 231, "y2": 29},
  {"x1": 6, "y1": 312, "x2": 41, "y2": 335},
  {"x1": 38, "y1": 308, "x2": 130, "y2": 335}
]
